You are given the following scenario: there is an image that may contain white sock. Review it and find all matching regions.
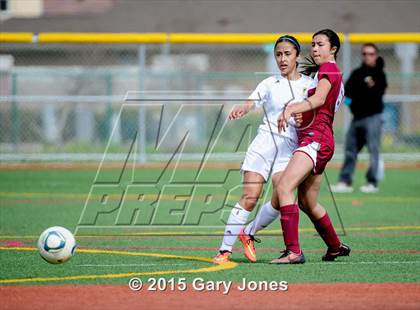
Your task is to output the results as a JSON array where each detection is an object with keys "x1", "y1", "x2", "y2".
[
  {"x1": 219, "y1": 203, "x2": 251, "y2": 252},
  {"x1": 244, "y1": 201, "x2": 279, "y2": 236}
]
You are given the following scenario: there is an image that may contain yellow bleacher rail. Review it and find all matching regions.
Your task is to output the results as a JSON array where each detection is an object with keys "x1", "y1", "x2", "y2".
[
  {"x1": 168, "y1": 33, "x2": 316, "y2": 44},
  {"x1": 37, "y1": 32, "x2": 168, "y2": 44},
  {"x1": 348, "y1": 33, "x2": 420, "y2": 43},
  {"x1": 0, "y1": 32, "x2": 34, "y2": 43},
  {"x1": 0, "y1": 32, "x2": 419, "y2": 44}
]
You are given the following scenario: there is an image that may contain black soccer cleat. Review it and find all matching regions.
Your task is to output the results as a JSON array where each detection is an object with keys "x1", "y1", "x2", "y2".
[
  {"x1": 270, "y1": 250, "x2": 306, "y2": 264},
  {"x1": 322, "y1": 244, "x2": 351, "y2": 261}
]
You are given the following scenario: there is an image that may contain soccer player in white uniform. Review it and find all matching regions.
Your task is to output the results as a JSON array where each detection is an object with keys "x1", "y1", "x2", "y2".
[{"x1": 213, "y1": 35, "x2": 316, "y2": 264}]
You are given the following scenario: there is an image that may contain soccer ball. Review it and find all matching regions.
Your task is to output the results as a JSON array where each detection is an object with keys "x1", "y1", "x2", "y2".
[{"x1": 37, "y1": 226, "x2": 76, "y2": 264}]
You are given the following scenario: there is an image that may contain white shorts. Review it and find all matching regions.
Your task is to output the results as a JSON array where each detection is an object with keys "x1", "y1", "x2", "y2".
[
  {"x1": 241, "y1": 129, "x2": 297, "y2": 181},
  {"x1": 294, "y1": 141, "x2": 320, "y2": 170}
]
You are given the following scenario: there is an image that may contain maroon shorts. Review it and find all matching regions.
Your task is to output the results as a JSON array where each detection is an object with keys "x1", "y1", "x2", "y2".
[{"x1": 293, "y1": 135, "x2": 334, "y2": 175}]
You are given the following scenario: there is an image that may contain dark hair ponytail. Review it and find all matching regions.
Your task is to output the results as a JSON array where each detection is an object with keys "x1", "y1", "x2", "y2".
[
  {"x1": 300, "y1": 29, "x2": 341, "y2": 76},
  {"x1": 300, "y1": 56, "x2": 318, "y2": 76}
]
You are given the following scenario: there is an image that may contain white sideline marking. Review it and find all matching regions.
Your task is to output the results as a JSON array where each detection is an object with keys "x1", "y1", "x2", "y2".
[
  {"x1": 79, "y1": 261, "x2": 420, "y2": 267},
  {"x1": 307, "y1": 261, "x2": 420, "y2": 265}
]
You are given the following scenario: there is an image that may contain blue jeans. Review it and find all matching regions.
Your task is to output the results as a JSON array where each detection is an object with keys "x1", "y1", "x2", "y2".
[{"x1": 338, "y1": 113, "x2": 383, "y2": 186}]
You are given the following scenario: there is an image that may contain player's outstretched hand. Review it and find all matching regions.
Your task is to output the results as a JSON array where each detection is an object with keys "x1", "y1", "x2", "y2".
[{"x1": 229, "y1": 105, "x2": 248, "y2": 120}]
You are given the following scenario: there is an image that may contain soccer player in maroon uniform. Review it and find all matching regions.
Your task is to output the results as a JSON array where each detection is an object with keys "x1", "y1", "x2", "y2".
[{"x1": 272, "y1": 29, "x2": 351, "y2": 264}]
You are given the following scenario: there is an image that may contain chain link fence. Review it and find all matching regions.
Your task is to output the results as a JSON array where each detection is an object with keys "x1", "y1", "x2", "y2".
[{"x1": 0, "y1": 38, "x2": 419, "y2": 162}]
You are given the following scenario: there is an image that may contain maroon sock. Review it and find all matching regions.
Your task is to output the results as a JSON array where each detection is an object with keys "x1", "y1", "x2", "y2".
[
  {"x1": 313, "y1": 212, "x2": 341, "y2": 252},
  {"x1": 279, "y1": 204, "x2": 301, "y2": 254}
]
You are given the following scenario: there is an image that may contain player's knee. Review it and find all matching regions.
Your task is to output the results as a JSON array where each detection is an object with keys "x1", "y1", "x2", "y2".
[
  {"x1": 277, "y1": 179, "x2": 293, "y2": 197},
  {"x1": 240, "y1": 194, "x2": 259, "y2": 210}
]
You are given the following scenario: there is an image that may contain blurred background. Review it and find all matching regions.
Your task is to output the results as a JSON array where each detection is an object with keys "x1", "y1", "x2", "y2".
[{"x1": 0, "y1": 0, "x2": 419, "y2": 163}]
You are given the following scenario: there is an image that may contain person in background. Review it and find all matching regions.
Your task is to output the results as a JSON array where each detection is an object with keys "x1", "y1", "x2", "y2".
[{"x1": 332, "y1": 43, "x2": 387, "y2": 193}]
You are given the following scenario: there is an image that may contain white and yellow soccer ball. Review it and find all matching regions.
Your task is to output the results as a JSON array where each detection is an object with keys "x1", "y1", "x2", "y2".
[{"x1": 37, "y1": 226, "x2": 76, "y2": 264}]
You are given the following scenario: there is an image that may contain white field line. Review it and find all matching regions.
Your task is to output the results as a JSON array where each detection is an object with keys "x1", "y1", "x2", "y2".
[
  {"x1": 78, "y1": 261, "x2": 420, "y2": 267},
  {"x1": 305, "y1": 261, "x2": 420, "y2": 265}
]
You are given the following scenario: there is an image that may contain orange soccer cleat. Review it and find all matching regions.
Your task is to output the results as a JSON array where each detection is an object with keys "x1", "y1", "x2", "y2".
[
  {"x1": 239, "y1": 228, "x2": 260, "y2": 263},
  {"x1": 212, "y1": 250, "x2": 232, "y2": 264}
]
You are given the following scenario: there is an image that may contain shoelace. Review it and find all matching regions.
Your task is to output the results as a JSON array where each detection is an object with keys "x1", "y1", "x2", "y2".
[{"x1": 249, "y1": 235, "x2": 261, "y2": 244}]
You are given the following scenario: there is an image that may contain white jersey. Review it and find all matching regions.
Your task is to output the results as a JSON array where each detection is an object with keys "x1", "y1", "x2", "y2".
[{"x1": 248, "y1": 74, "x2": 316, "y2": 140}]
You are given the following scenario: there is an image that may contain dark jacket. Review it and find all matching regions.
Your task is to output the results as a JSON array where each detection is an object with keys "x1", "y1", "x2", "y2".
[{"x1": 345, "y1": 57, "x2": 387, "y2": 119}]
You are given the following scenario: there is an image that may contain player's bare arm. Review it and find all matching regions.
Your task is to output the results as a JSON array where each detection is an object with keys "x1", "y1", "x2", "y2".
[{"x1": 229, "y1": 100, "x2": 255, "y2": 120}]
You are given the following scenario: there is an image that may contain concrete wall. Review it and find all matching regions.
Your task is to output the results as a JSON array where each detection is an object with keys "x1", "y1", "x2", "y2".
[{"x1": 1, "y1": 0, "x2": 419, "y2": 33}]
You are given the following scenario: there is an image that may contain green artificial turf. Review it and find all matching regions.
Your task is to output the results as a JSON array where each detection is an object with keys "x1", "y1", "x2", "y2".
[{"x1": 0, "y1": 166, "x2": 419, "y2": 285}]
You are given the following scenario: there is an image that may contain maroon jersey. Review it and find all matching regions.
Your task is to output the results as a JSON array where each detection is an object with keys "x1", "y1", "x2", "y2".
[{"x1": 299, "y1": 62, "x2": 344, "y2": 147}]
